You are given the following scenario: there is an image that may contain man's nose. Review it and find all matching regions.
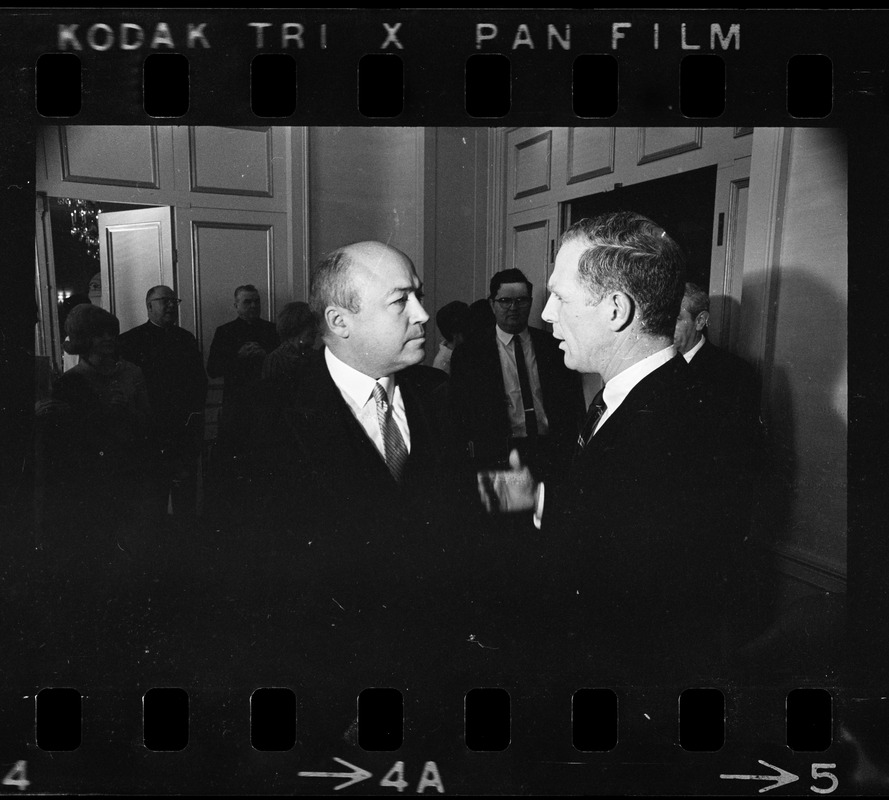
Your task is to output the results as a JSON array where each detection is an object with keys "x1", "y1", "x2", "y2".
[
  {"x1": 408, "y1": 294, "x2": 429, "y2": 325},
  {"x1": 541, "y1": 293, "x2": 557, "y2": 323}
]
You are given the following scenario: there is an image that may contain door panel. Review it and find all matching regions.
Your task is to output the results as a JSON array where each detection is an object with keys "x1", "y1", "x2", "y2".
[
  {"x1": 708, "y1": 158, "x2": 750, "y2": 349},
  {"x1": 176, "y1": 207, "x2": 288, "y2": 354},
  {"x1": 505, "y1": 206, "x2": 558, "y2": 330},
  {"x1": 98, "y1": 206, "x2": 174, "y2": 335}
]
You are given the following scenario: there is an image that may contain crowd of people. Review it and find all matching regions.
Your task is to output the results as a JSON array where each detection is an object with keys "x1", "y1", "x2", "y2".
[{"x1": 32, "y1": 212, "x2": 766, "y2": 714}]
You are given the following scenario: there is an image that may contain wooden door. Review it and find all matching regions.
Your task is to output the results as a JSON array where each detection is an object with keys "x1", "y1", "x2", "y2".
[{"x1": 98, "y1": 206, "x2": 174, "y2": 334}]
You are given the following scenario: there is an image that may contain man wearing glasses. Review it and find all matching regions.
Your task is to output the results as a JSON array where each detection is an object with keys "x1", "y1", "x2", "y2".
[
  {"x1": 449, "y1": 268, "x2": 582, "y2": 480},
  {"x1": 119, "y1": 285, "x2": 208, "y2": 519}
]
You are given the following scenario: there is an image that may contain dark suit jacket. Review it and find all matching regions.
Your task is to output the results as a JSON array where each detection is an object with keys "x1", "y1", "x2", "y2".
[
  {"x1": 118, "y1": 321, "x2": 208, "y2": 437},
  {"x1": 206, "y1": 317, "x2": 279, "y2": 402},
  {"x1": 686, "y1": 338, "x2": 764, "y2": 606},
  {"x1": 534, "y1": 355, "x2": 732, "y2": 681},
  {"x1": 687, "y1": 337, "x2": 760, "y2": 425},
  {"x1": 241, "y1": 350, "x2": 480, "y2": 672},
  {"x1": 448, "y1": 325, "x2": 584, "y2": 466}
]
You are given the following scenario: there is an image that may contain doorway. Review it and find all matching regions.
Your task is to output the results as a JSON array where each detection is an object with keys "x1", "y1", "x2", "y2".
[
  {"x1": 40, "y1": 197, "x2": 173, "y2": 371},
  {"x1": 565, "y1": 165, "x2": 718, "y2": 287},
  {"x1": 51, "y1": 198, "x2": 147, "y2": 304}
]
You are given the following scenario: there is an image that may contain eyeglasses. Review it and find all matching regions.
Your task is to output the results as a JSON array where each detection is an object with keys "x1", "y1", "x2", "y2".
[
  {"x1": 149, "y1": 297, "x2": 181, "y2": 306},
  {"x1": 493, "y1": 297, "x2": 531, "y2": 309}
]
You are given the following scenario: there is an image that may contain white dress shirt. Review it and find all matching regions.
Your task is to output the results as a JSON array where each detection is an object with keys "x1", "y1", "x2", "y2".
[
  {"x1": 595, "y1": 345, "x2": 678, "y2": 435},
  {"x1": 324, "y1": 348, "x2": 411, "y2": 459},
  {"x1": 682, "y1": 336, "x2": 705, "y2": 363},
  {"x1": 494, "y1": 325, "x2": 550, "y2": 437},
  {"x1": 432, "y1": 339, "x2": 454, "y2": 374}
]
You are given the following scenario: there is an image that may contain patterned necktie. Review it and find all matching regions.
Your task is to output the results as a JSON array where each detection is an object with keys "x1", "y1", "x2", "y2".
[
  {"x1": 512, "y1": 335, "x2": 538, "y2": 439},
  {"x1": 576, "y1": 388, "x2": 607, "y2": 454},
  {"x1": 373, "y1": 382, "x2": 409, "y2": 482}
]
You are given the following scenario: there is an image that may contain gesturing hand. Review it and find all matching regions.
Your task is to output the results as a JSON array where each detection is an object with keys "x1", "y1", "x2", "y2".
[{"x1": 477, "y1": 449, "x2": 538, "y2": 514}]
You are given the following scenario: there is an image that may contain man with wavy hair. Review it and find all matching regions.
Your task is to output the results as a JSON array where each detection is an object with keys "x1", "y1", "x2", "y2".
[{"x1": 480, "y1": 212, "x2": 733, "y2": 681}]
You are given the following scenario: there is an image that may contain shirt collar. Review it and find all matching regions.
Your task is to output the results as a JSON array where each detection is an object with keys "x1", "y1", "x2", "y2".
[
  {"x1": 325, "y1": 347, "x2": 394, "y2": 407},
  {"x1": 683, "y1": 336, "x2": 706, "y2": 362},
  {"x1": 603, "y1": 345, "x2": 677, "y2": 411},
  {"x1": 495, "y1": 325, "x2": 529, "y2": 346}
]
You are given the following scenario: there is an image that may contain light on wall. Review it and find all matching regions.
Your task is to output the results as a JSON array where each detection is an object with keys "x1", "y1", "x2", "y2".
[{"x1": 57, "y1": 197, "x2": 103, "y2": 260}]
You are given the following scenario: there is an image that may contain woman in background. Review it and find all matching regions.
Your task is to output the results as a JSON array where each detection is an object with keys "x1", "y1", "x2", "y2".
[
  {"x1": 36, "y1": 304, "x2": 163, "y2": 581},
  {"x1": 262, "y1": 301, "x2": 318, "y2": 381}
]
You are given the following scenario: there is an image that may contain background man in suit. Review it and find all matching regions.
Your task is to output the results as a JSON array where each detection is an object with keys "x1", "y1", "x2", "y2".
[
  {"x1": 479, "y1": 213, "x2": 736, "y2": 683},
  {"x1": 119, "y1": 285, "x2": 208, "y2": 519},
  {"x1": 449, "y1": 268, "x2": 582, "y2": 480},
  {"x1": 206, "y1": 284, "x2": 278, "y2": 427},
  {"x1": 674, "y1": 283, "x2": 765, "y2": 627},
  {"x1": 674, "y1": 281, "x2": 760, "y2": 425},
  {"x1": 205, "y1": 284, "x2": 279, "y2": 483}
]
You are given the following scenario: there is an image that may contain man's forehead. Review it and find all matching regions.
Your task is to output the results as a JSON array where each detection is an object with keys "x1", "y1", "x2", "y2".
[
  {"x1": 550, "y1": 249, "x2": 577, "y2": 283},
  {"x1": 496, "y1": 282, "x2": 530, "y2": 296},
  {"x1": 237, "y1": 291, "x2": 260, "y2": 301},
  {"x1": 149, "y1": 288, "x2": 174, "y2": 300},
  {"x1": 357, "y1": 252, "x2": 417, "y2": 288}
]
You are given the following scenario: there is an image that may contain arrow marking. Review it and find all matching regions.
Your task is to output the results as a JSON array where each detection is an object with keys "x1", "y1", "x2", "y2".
[
  {"x1": 720, "y1": 760, "x2": 799, "y2": 793},
  {"x1": 298, "y1": 757, "x2": 373, "y2": 791}
]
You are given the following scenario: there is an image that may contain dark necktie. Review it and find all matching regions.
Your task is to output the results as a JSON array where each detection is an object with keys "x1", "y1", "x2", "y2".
[
  {"x1": 512, "y1": 335, "x2": 538, "y2": 439},
  {"x1": 576, "y1": 388, "x2": 607, "y2": 454},
  {"x1": 373, "y1": 382, "x2": 409, "y2": 482}
]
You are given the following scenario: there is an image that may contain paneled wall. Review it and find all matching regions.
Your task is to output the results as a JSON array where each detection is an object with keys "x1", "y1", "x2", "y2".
[
  {"x1": 423, "y1": 128, "x2": 490, "y2": 327},
  {"x1": 38, "y1": 125, "x2": 489, "y2": 369},
  {"x1": 308, "y1": 127, "x2": 424, "y2": 273},
  {"x1": 37, "y1": 125, "x2": 292, "y2": 353}
]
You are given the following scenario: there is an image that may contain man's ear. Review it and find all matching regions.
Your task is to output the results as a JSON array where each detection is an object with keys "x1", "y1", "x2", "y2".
[
  {"x1": 608, "y1": 291, "x2": 634, "y2": 331},
  {"x1": 325, "y1": 306, "x2": 350, "y2": 339},
  {"x1": 695, "y1": 310, "x2": 710, "y2": 332}
]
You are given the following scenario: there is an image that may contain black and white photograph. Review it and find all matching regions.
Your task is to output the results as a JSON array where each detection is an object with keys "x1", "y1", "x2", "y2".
[{"x1": 1, "y1": 8, "x2": 885, "y2": 796}]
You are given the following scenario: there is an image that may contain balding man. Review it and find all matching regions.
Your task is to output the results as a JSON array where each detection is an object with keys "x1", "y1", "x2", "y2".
[
  {"x1": 479, "y1": 213, "x2": 736, "y2": 681},
  {"x1": 247, "y1": 245, "x2": 466, "y2": 609},
  {"x1": 119, "y1": 285, "x2": 208, "y2": 518},
  {"x1": 242, "y1": 241, "x2": 474, "y2": 739}
]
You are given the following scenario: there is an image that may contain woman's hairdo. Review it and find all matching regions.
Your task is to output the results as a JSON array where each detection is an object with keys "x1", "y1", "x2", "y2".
[
  {"x1": 276, "y1": 301, "x2": 317, "y2": 341},
  {"x1": 63, "y1": 304, "x2": 120, "y2": 356}
]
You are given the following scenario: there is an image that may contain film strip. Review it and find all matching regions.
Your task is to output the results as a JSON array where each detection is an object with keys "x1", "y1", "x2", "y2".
[{"x1": 2, "y1": 7, "x2": 886, "y2": 796}]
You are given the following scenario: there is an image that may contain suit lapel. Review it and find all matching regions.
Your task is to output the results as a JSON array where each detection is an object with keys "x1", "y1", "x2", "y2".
[
  {"x1": 397, "y1": 370, "x2": 441, "y2": 484},
  {"x1": 284, "y1": 356, "x2": 394, "y2": 488},
  {"x1": 575, "y1": 356, "x2": 686, "y2": 462},
  {"x1": 687, "y1": 338, "x2": 712, "y2": 378}
]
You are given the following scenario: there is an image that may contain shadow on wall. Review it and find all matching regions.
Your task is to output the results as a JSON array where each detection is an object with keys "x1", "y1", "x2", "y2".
[{"x1": 723, "y1": 266, "x2": 847, "y2": 676}]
